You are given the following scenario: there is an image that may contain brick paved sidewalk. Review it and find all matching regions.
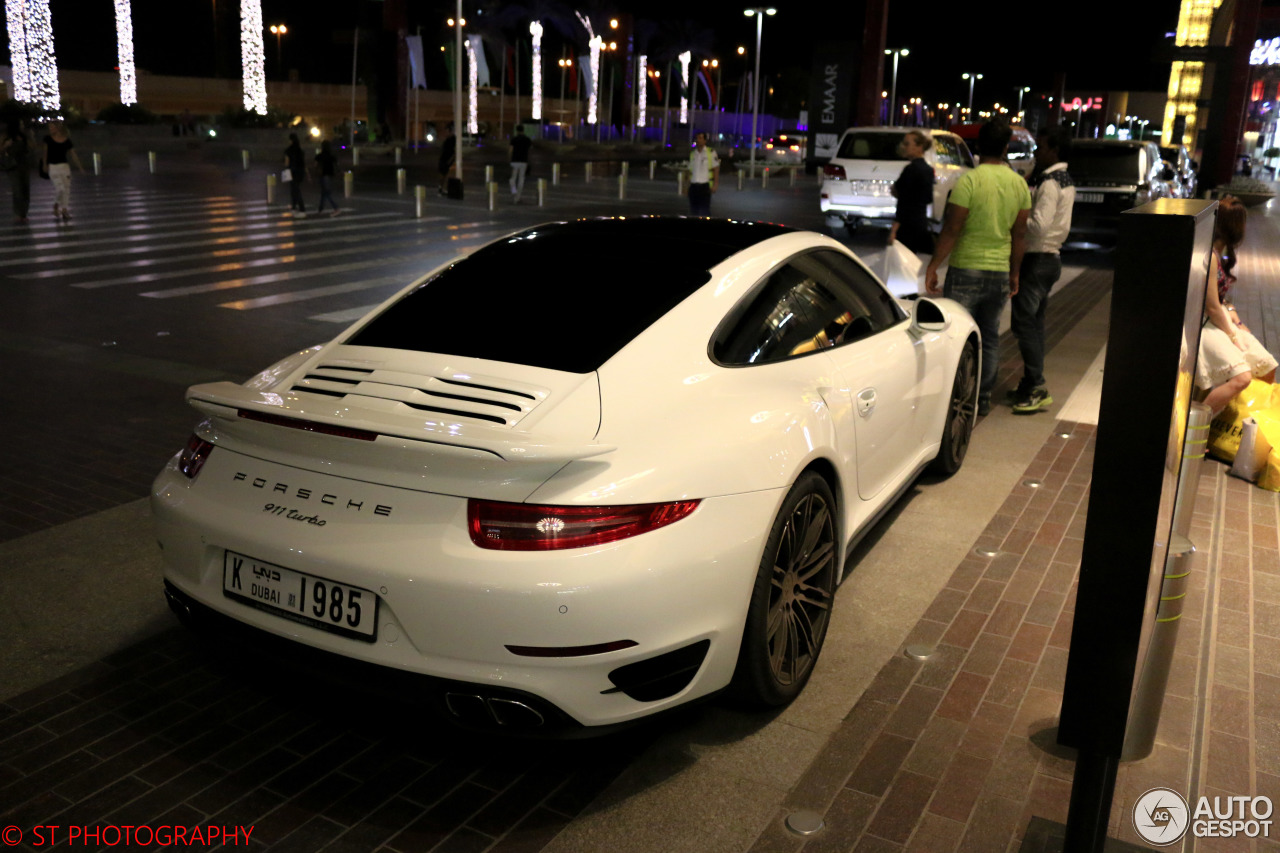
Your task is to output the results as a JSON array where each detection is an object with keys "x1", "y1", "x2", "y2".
[{"x1": 744, "y1": 422, "x2": 1280, "y2": 853}]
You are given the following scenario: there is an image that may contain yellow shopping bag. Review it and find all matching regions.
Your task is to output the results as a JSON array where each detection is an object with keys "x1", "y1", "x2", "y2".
[{"x1": 1208, "y1": 379, "x2": 1280, "y2": 463}]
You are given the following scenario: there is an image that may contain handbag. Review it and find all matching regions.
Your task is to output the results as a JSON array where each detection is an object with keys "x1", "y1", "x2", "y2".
[{"x1": 280, "y1": 168, "x2": 292, "y2": 184}]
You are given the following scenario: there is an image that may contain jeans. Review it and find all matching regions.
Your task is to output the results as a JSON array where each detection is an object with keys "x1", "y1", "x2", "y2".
[
  {"x1": 689, "y1": 182, "x2": 712, "y2": 216},
  {"x1": 944, "y1": 266, "x2": 1010, "y2": 403},
  {"x1": 317, "y1": 175, "x2": 338, "y2": 211},
  {"x1": 289, "y1": 177, "x2": 305, "y2": 212},
  {"x1": 509, "y1": 162, "x2": 528, "y2": 200},
  {"x1": 1010, "y1": 252, "x2": 1062, "y2": 391}
]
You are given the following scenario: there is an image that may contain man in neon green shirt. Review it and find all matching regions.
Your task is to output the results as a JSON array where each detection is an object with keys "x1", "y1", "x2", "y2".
[{"x1": 925, "y1": 120, "x2": 1031, "y2": 416}]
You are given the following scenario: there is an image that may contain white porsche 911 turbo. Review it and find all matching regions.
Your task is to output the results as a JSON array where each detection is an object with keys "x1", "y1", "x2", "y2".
[{"x1": 152, "y1": 217, "x2": 979, "y2": 733}]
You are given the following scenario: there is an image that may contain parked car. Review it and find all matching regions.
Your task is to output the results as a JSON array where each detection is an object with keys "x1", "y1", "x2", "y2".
[
  {"x1": 820, "y1": 127, "x2": 974, "y2": 236},
  {"x1": 1068, "y1": 140, "x2": 1177, "y2": 240},
  {"x1": 949, "y1": 124, "x2": 1037, "y2": 177},
  {"x1": 1159, "y1": 144, "x2": 1198, "y2": 198},
  {"x1": 152, "y1": 217, "x2": 980, "y2": 734},
  {"x1": 764, "y1": 133, "x2": 806, "y2": 165}
]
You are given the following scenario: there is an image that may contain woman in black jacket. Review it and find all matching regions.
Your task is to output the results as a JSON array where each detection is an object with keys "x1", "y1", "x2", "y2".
[{"x1": 888, "y1": 130, "x2": 936, "y2": 254}]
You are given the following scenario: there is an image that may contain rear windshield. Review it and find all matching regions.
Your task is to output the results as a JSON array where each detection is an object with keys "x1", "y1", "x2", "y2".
[
  {"x1": 347, "y1": 219, "x2": 791, "y2": 374},
  {"x1": 835, "y1": 132, "x2": 907, "y2": 161},
  {"x1": 1069, "y1": 146, "x2": 1145, "y2": 183}
]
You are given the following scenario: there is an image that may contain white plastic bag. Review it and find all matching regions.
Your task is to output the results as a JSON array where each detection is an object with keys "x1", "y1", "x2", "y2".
[
  {"x1": 1230, "y1": 417, "x2": 1272, "y2": 482},
  {"x1": 882, "y1": 240, "x2": 923, "y2": 296}
]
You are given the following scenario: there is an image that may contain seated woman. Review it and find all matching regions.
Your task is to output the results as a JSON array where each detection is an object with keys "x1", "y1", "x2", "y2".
[{"x1": 1198, "y1": 195, "x2": 1277, "y2": 414}]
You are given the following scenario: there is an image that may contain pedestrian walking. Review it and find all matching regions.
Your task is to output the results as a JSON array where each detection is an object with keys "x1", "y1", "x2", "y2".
[
  {"x1": 438, "y1": 123, "x2": 457, "y2": 196},
  {"x1": 509, "y1": 124, "x2": 532, "y2": 203},
  {"x1": 41, "y1": 120, "x2": 86, "y2": 222},
  {"x1": 1009, "y1": 126, "x2": 1076, "y2": 414},
  {"x1": 887, "y1": 130, "x2": 936, "y2": 254},
  {"x1": 687, "y1": 132, "x2": 720, "y2": 216},
  {"x1": 314, "y1": 139, "x2": 340, "y2": 216},
  {"x1": 1, "y1": 120, "x2": 32, "y2": 223},
  {"x1": 924, "y1": 120, "x2": 1031, "y2": 416},
  {"x1": 283, "y1": 133, "x2": 306, "y2": 215}
]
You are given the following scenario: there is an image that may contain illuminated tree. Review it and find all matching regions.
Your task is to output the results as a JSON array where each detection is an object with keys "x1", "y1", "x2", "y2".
[
  {"x1": 114, "y1": 0, "x2": 137, "y2": 105},
  {"x1": 240, "y1": 0, "x2": 267, "y2": 114}
]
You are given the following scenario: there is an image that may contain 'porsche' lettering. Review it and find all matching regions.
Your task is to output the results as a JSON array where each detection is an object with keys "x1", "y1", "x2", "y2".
[{"x1": 234, "y1": 473, "x2": 393, "y2": 518}]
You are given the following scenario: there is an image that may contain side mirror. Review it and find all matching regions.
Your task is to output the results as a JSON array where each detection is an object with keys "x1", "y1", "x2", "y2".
[{"x1": 911, "y1": 297, "x2": 951, "y2": 334}]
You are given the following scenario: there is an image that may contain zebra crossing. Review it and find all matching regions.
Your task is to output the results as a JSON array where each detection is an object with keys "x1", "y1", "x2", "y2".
[{"x1": 3, "y1": 183, "x2": 520, "y2": 324}]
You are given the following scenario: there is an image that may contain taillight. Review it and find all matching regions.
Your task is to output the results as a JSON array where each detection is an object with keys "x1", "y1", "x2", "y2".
[
  {"x1": 178, "y1": 434, "x2": 214, "y2": 479},
  {"x1": 823, "y1": 163, "x2": 846, "y2": 179},
  {"x1": 468, "y1": 499, "x2": 700, "y2": 551}
]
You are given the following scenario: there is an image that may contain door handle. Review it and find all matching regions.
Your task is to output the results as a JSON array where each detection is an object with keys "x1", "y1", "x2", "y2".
[{"x1": 857, "y1": 388, "x2": 876, "y2": 417}]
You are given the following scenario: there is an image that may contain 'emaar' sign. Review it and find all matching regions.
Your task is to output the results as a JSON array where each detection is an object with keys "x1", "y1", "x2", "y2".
[{"x1": 1252, "y1": 37, "x2": 1280, "y2": 66}]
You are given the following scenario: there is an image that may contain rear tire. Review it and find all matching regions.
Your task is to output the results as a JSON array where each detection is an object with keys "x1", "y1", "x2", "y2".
[
  {"x1": 929, "y1": 341, "x2": 978, "y2": 476},
  {"x1": 731, "y1": 472, "x2": 838, "y2": 706}
]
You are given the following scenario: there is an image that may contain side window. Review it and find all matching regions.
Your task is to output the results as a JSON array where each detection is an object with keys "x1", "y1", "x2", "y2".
[
  {"x1": 810, "y1": 250, "x2": 908, "y2": 334},
  {"x1": 933, "y1": 137, "x2": 957, "y2": 167},
  {"x1": 954, "y1": 138, "x2": 975, "y2": 168},
  {"x1": 714, "y1": 252, "x2": 905, "y2": 366}
]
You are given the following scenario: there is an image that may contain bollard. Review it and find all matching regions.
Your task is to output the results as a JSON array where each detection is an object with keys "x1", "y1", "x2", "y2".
[
  {"x1": 92, "y1": 152, "x2": 102, "y2": 176},
  {"x1": 395, "y1": 146, "x2": 402, "y2": 165},
  {"x1": 266, "y1": 173, "x2": 277, "y2": 205},
  {"x1": 761, "y1": 167, "x2": 769, "y2": 189},
  {"x1": 537, "y1": 178, "x2": 546, "y2": 207},
  {"x1": 352, "y1": 147, "x2": 360, "y2": 166},
  {"x1": 585, "y1": 162, "x2": 593, "y2": 183},
  {"x1": 488, "y1": 181, "x2": 498, "y2": 211},
  {"x1": 344, "y1": 171, "x2": 353, "y2": 199},
  {"x1": 241, "y1": 149, "x2": 250, "y2": 171},
  {"x1": 618, "y1": 173, "x2": 626, "y2": 200},
  {"x1": 621, "y1": 161, "x2": 630, "y2": 179},
  {"x1": 789, "y1": 165, "x2": 797, "y2": 187},
  {"x1": 396, "y1": 168, "x2": 406, "y2": 195},
  {"x1": 484, "y1": 164, "x2": 493, "y2": 185},
  {"x1": 415, "y1": 185, "x2": 426, "y2": 218},
  {"x1": 148, "y1": 151, "x2": 156, "y2": 174},
  {"x1": 552, "y1": 163, "x2": 561, "y2": 186},
  {"x1": 649, "y1": 159, "x2": 657, "y2": 180},
  {"x1": 737, "y1": 169, "x2": 744, "y2": 191}
]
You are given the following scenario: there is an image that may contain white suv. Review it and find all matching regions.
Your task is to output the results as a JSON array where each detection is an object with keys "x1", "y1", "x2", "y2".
[{"x1": 819, "y1": 127, "x2": 974, "y2": 236}]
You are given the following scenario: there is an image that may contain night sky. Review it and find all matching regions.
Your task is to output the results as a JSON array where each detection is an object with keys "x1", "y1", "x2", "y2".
[{"x1": 35, "y1": 0, "x2": 1181, "y2": 112}]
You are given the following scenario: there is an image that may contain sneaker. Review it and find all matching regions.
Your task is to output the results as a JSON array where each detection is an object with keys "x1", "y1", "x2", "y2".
[
  {"x1": 1011, "y1": 387, "x2": 1053, "y2": 414},
  {"x1": 977, "y1": 397, "x2": 992, "y2": 417}
]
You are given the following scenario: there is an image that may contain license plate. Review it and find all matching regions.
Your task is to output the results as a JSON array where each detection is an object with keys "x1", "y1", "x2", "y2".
[
  {"x1": 223, "y1": 551, "x2": 377, "y2": 642},
  {"x1": 1078, "y1": 192, "x2": 1105, "y2": 203}
]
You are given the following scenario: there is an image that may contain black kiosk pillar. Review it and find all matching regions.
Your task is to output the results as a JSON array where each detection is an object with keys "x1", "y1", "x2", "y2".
[{"x1": 1055, "y1": 198, "x2": 1217, "y2": 850}]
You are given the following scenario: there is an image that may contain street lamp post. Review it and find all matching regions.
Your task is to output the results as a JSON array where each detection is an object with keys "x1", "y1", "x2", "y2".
[
  {"x1": 558, "y1": 56, "x2": 572, "y2": 143},
  {"x1": 703, "y1": 58, "x2": 722, "y2": 142},
  {"x1": 270, "y1": 24, "x2": 287, "y2": 78},
  {"x1": 884, "y1": 48, "x2": 908, "y2": 128},
  {"x1": 1016, "y1": 86, "x2": 1029, "y2": 119},
  {"x1": 961, "y1": 72, "x2": 983, "y2": 117},
  {"x1": 744, "y1": 7, "x2": 776, "y2": 180}
]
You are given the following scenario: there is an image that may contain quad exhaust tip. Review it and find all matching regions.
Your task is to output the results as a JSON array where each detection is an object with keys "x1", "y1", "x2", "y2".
[{"x1": 444, "y1": 693, "x2": 546, "y2": 728}]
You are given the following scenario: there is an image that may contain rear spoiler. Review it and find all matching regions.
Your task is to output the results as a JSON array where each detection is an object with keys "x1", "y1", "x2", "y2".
[{"x1": 186, "y1": 381, "x2": 614, "y2": 464}]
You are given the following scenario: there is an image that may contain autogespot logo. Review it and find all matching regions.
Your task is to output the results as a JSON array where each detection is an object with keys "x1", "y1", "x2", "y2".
[{"x1": 1134, "y1": 788, "x2": 1190, "y2": 845}]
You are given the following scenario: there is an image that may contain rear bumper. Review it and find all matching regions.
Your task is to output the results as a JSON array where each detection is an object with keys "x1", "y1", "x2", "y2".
[{"x1": 151, "y1": 447, "x2": 783, "y2": 728}]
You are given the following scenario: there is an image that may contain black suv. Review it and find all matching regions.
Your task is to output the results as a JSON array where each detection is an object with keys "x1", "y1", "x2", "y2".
[{"x1": 1068, "y1": 140, "x2": 1177, "y2": 239}]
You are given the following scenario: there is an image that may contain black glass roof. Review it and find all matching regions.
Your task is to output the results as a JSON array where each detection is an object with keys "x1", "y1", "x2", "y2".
[{"x1": 347, "y1": 217, "x2": 796, "y2": 374}]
